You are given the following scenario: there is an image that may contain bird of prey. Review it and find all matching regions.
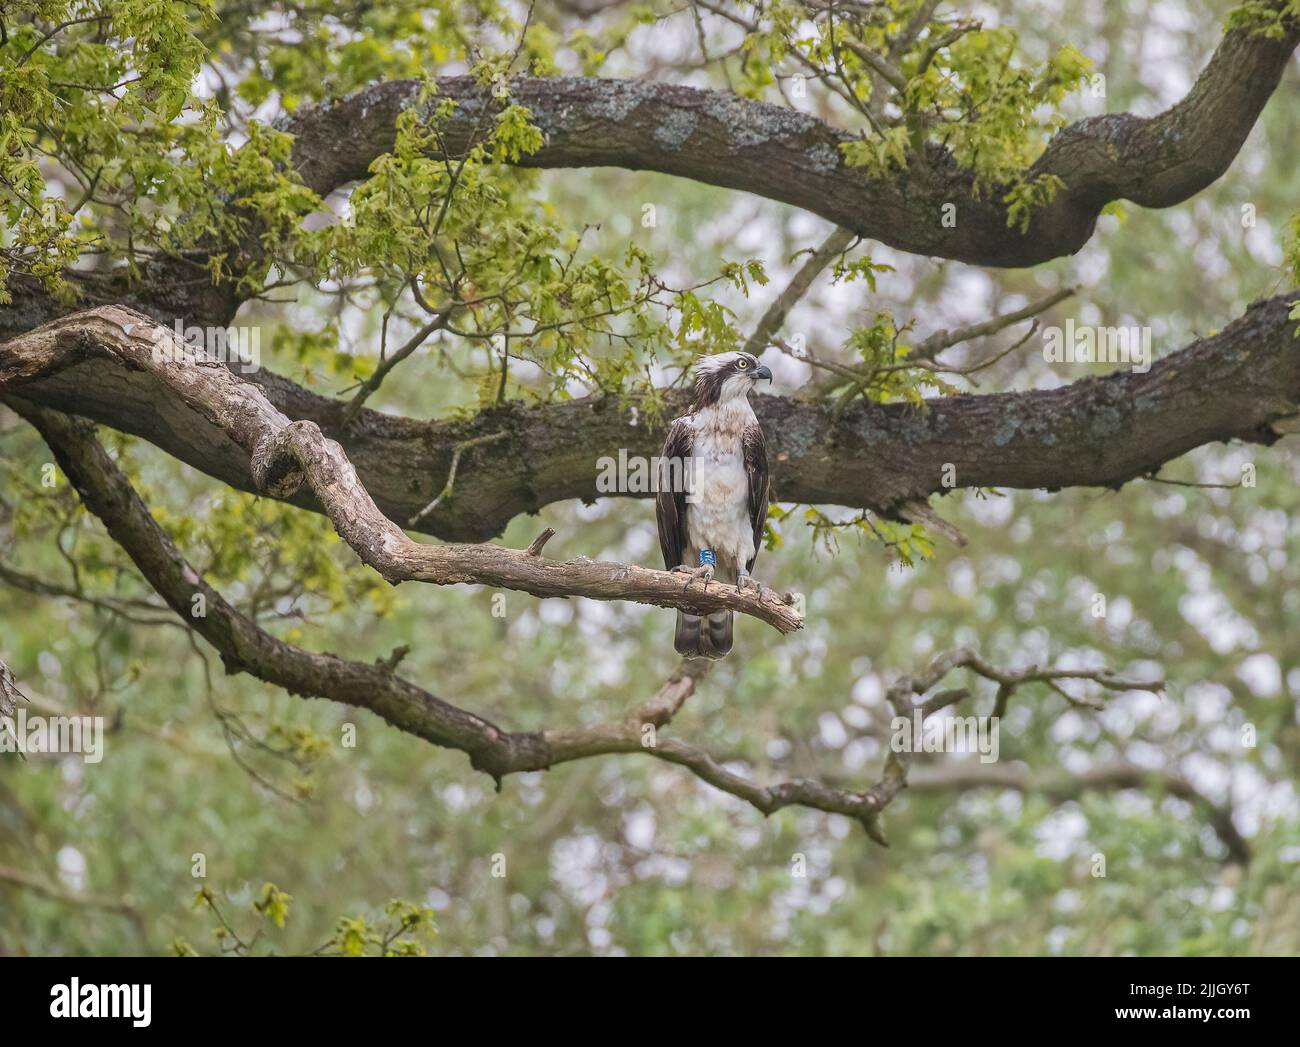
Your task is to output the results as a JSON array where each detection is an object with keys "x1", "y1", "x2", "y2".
[{"x1": 656, "y1": 351, "x2": 772, "y2": 659}]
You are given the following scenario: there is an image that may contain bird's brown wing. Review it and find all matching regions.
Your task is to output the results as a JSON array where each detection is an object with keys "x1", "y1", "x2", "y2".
[
  {"x1": 656, "y1": 418, "x2": 694, "y2": 570},
  {"x1": 742, "y1": 422, "x2": 770, "y2": 572}
]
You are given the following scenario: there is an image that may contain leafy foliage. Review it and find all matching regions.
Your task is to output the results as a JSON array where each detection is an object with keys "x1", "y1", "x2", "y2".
[{"x1": 1, "y1": 0, "x2": 1297, "y2": 958}]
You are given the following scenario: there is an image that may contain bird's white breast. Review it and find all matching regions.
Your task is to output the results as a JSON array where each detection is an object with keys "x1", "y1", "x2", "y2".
[{"x1": 684, "y1": 399, "x2": 756, "y2": 568}]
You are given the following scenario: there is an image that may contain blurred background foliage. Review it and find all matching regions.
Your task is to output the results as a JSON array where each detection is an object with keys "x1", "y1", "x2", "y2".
[{"x1": 0, "y1": 0, "x2": 1297, "y2": 955}]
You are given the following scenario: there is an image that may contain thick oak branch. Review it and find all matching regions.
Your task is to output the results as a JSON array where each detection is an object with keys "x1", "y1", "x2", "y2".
[
  {"x1": 285, "y1": 9, "x2": 1298, "y2": 270},
  {"x1": 5, "y1": 296, "x2": 1297, "y2": 543},
  {"x1": 2, "y1": 7, "x2": 1294, "y2": 340}
]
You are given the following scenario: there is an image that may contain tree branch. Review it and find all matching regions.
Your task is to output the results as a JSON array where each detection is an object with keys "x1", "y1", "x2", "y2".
[
  {"x1": 7, "y1": 400, "x2": 1174, "y2": 845},
  {"x1": 743, "y1": 226, "x2": 856, "y2": 356},
  {"x1": 2, "y1": 6, "x2": 1295, "y2": 350},
  {"x1": 6, "y1": 295, "x2": 1297, "y2": 544},
  {"x1": 1, "y1": 308, "x2": 802, "y2": 633},
  {"x1": 908, "y1": 763, "x2": 1251, "y2": 865},
  {"x1": 914, "y1": 285, "x2": 1077, "y2": 359},
  {"x1": 340, "y1": 306, "x2": 455, "y2": 427},
  {"x1": 275, "y1": 8, "x2": 1297, "y2": 271},
  {"x1": 0, "y1": 862, "x2": 140, "y2": 919},
  {"x1": 0, "y1": 561, "x2": 179, "y2": 628}
]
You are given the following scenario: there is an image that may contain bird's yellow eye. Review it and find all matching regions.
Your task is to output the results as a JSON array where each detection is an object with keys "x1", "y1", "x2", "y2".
[{"x1": 736, "y1": 359, "x2": 749, "y2": 369}]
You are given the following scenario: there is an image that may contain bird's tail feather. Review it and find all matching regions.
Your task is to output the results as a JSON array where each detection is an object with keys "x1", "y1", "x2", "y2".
[
  {"x1": 674, "y1": 611, "x2": 702, "y2": 656},
  {"x1": 674, "y1": 611, "x2": 733, "y2": 660},
  {"x1": 704, "y1": 611, "x2": 733, "y2": 657}
]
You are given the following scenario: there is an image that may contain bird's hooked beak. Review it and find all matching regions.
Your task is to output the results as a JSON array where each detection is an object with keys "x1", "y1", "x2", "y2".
[{"x1": 752, "y1": 365, "x2": 773, "y2": 382}]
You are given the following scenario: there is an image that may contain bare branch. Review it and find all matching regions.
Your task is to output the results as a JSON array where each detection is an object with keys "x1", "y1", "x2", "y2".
[
  {"x1": 524, "y1": 527, "x2": 557, "y2": 557},
  {"x1": 0, "y1": 561, "x2": 179, "y2": 627},
  {"x1": 743, "y1": 226, "x2": 856, "y2": 357},
  {"x1": 909, "y1": 763, "x2": 1250, "y2": 865},
  {"x1": 914, "y1": 285, "x2": 1077, "y2": 359},
  {"x1": 409, "y1": 430, "x2": 509, "y2": 526},
  {"x1": 3, "y1": 308, "x2": 803, "y2": 634},
  {"x1": 7, "y1": 403, "x2": 1175, "y2": 846},
  {"x1": 340, "y1": 307, "x2": 455, "y2": 426},
  {"x1": 0, "y1": 862, "x2": 140, "y2": 918}
]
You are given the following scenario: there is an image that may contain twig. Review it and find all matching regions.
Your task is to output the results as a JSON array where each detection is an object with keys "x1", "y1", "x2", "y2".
[
  {"x1": 897, "y1": 498, "x2": 967, "y2": 546},
  {"x1": 15, "y1": 14, "x2": 111, "y2": 67},
  {"x1": 524, "y1": 527, "x2": 556, "y2": 556},
  {"x1": 408, "y1": 431, "x2": 510, "y2": 525},
  {"x1": 0, "y1": 863, "x2": 139, "y2": 918},
  {"x1": 915, "y1": 285, "x2": 1076, "y2": 359},
  {"x1": 341, "y1": 308, "x2": 454, "y2": 426},
  {"x1": 744, "y1": 227, "x2": 856, "y2": 357},
  {"x1": 908, "y1": 764, "x2": 1251, "y2": 864}
]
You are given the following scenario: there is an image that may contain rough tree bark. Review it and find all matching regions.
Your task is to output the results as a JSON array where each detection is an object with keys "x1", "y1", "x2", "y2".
[{"x1": 5, "y1": 295, "x2": 1297, "y2": 542}]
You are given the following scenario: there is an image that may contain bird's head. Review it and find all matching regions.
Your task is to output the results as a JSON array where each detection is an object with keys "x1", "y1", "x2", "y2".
[{"x1": 690, "y1": 351, "x2": 772, "y2": 409}]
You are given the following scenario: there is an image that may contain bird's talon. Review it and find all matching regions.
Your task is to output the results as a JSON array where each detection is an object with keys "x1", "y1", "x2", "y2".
[{"x1": 677, "y1": 564, "x2": 714, "y2": 592}]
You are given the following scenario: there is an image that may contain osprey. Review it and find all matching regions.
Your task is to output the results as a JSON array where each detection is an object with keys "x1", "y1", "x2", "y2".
[{"x1": 656, "y1": 351, "x2": 772, "y2": 659}]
